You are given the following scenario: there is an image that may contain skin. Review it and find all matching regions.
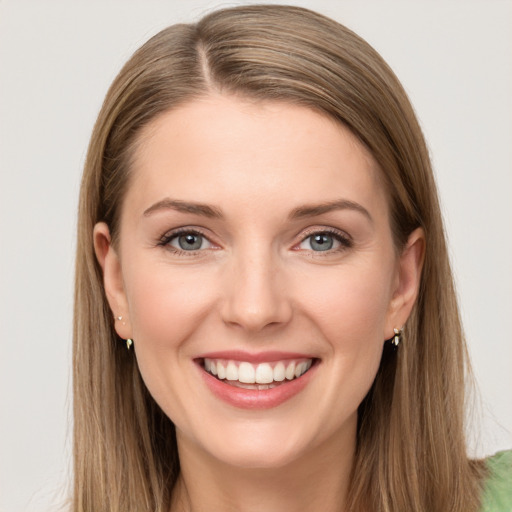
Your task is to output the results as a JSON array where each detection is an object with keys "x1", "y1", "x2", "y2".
[{"x1": 94, "y1": 94, "x2": 424, "y2": 512}]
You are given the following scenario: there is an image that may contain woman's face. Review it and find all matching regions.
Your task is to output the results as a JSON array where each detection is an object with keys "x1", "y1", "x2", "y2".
[{"x1": 96, "y1": 94, "x2": 423, "y2": 469}]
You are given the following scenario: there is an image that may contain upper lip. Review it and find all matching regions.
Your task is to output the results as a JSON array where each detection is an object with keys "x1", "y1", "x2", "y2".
[{"x1": 194, "y1": 350, "x2": 317, "y2": 363}]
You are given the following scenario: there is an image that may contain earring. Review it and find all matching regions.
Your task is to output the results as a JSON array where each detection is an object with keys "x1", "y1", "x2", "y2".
[
  {"x1": 392, "y1": 327, "x2": 403, "y2": 347},
  {"x1": 384, "y1": 327, "x2": 403, "y2": 352},
  {"x1": 114, "y1": 315, "x2": 126, "y2": 326},
  {"x1": 126, "y1": 338, "x2": 133, "y2": 350}
]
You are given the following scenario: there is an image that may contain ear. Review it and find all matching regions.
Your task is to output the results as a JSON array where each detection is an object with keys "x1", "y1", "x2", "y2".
[
  {"x1": 385, "y1": 227, "x2": 425, "y2": 337},
  {"x1": 93, "y1": 222, "x2": 132, "y2": 339}
]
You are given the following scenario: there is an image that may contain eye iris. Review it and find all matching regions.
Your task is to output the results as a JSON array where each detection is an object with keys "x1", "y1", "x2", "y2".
[
  {"x1": 178, "y1": 233, "x2": 202, "y2": 250},
  {"x1": 311, "y1": 233, "x2": 333, "y2": 251}
]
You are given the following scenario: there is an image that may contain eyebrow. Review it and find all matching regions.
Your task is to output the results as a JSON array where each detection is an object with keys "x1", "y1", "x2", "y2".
[
  {"x1": 288, "y1": 199, "x2": 373, "y2": 223},
  {"x1": 143, "y1": 197, "x2": 372, "y2": 222},
  {"x1": 143, "y1": 198, "x2": 224, "y2": 219}
]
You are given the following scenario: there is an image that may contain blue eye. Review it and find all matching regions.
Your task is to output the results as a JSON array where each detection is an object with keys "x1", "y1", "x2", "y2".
[
  {"x1": 309, "y1": 233, "x2": 335, "y2": 251},
  {"x1": 161, "y1": 230, "x2": 213, "y2": 252},
  {"x1": 173, "y1": 233, "x2": 204, "y2": 250},
  {"x1": 298, "y1": 231, "x2": 349, "y2": 252}
]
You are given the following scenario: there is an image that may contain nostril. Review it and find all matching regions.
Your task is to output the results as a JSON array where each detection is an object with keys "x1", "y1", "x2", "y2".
[{"x1": 220, "y1": 275, "x2": 293, "y2": 331}]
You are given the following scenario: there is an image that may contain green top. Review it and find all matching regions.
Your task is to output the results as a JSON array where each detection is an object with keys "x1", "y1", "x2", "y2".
[{"x1": 481, "y1": 450, "x2": 512, "y2": 511}]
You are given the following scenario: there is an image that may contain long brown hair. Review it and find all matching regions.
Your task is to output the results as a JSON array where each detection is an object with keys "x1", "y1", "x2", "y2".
[{"x1": 73, "y1": 5, "x2": 484, "y2": 511}]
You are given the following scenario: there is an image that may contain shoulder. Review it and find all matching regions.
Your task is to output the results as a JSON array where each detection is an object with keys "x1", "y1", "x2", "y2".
[{"x1": 480, "y1": 450, "x2": 512, "y2": 512}]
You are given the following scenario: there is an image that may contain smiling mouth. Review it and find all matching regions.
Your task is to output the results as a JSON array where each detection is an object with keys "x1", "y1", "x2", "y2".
[{"x1": 201, "y1": 358, "x2": 316, "y2": 390}]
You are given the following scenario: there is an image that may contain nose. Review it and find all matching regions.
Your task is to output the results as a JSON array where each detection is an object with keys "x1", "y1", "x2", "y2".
[{"x1": 220, "y1": 247, "x2": 293, "y2": 333}]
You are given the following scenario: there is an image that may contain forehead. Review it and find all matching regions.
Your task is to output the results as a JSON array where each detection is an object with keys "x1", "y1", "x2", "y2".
[{"x1": 125, "y1": 94, "x2": 388, "y2": 222}]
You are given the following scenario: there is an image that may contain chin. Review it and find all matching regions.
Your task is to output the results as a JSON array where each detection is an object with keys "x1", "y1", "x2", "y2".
[
  {"x1": 211, "y1": 441, "x2": 305, "y2": 470},
  {"x1": 188, "y1": 418, "x2": 318, "y2": 470}
]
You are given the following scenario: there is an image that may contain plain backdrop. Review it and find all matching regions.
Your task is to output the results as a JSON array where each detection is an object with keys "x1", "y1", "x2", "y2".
[{"x1": 1, "y1": 1, "x2": 511, "y2": 510}]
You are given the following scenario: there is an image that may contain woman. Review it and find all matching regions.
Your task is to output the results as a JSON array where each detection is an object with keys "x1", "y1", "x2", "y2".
[{"x1": 73, "y1": 5, "x2": 510, "y2": 511}]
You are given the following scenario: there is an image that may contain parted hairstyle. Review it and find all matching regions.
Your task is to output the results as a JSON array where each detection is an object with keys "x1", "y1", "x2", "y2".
[{"x1": 73, "y1": 5, "x2": 485, "y2": 511}]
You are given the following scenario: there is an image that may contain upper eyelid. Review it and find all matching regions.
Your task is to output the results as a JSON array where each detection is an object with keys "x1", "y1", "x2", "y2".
[
  {"x1": 160, "y1": 226, "x2": 213, "y2": 243},
  {"x1": 297, "y1": 226, "x2": 352, "y2": 243}
]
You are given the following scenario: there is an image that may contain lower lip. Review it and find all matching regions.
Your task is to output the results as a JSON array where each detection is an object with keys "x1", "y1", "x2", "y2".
[{"x1": 197, "y1": 361, "x2": 318, "y2": 409}]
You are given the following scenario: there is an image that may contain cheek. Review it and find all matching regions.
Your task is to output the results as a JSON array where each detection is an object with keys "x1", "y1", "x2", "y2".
[
  {"x1": 294, "y1": 261, "x2": 394, "y2": 404},
  {"x1": 122, "y1": 261, "x2": 219, "y2": 419},
  {"x1": 125, "y1": 263, "x2": 216, "y2": 350},
  {"x1": 297, "y1": 261, "x2": 394, "y2": 344}
]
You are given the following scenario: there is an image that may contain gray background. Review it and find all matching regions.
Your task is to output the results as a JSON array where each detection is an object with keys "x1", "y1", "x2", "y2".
[{"x1": 1, "y1": 1, "x2": 511, "y2": 510}]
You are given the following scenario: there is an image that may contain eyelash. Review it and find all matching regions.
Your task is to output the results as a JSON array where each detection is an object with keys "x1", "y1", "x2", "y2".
[
  {"x1": 157, "y1": 227, "x2": 213, "y2": 256},
  {"x1": 297, "y1": 227, "x2": 353, "y2": 255},
  {"x1": 157, "y1": 227, "x2": 353, "y2": 256}
]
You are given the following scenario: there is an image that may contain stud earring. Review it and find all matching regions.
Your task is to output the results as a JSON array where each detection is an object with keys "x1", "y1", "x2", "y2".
[
  {"x1": 392, "y1": 327, "x2": 403, "y2": 347},
  {"x1": 126, "y1": 338, "x2": 133, "y2": 350},
  {"x1": 114, "y1": 315, "x2": 126, "y2": 326}
]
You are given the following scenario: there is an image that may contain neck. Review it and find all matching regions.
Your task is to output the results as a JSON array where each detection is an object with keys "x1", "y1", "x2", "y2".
[{"x1": 170, "y1": 420, "x2": 356, "y2": 512}]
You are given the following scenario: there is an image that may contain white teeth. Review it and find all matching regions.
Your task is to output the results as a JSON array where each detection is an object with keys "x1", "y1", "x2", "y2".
[
  {"x1": 285, "y1": 362, "x2": 296, "y2": 380},
  {"x1": 273, "y1": 362, "x2": 285, "y2": 382},
  {"x1": 226, "y1": 381, "x2": 278, "y2": 390},
  {"x1": 255, "y1": 363, "x2": 273, "y2": 384},
  {"x1": 238, "y1": 362, "x2": 256, "y2": 384},
  {"x1": 258, "y1": 383, "x2": 277, "y2": 390},
  {"x1": 226, "y1": 361, "x2": 238, "y2": 381},
  {"x1": 204, "y1": 358, "x2": 314, "y2": 385},
  {"x1": 216, "y1": 361, "x2": 226, "y2": 379},
  {"x1": 295, "y1": 362, "x2": 306, "y2": 378}
]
